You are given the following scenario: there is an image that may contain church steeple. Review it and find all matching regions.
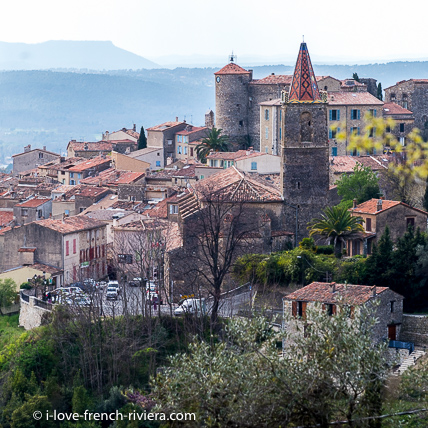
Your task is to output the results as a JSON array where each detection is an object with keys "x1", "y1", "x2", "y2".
[{"x1": 288, "y1": 42, "x2": 322, "y2": 103}]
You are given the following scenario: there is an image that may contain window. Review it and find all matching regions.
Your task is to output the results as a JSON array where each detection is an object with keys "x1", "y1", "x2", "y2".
[
  {"x1": 65, "y1": 210, "x2": 69, "y2": 215},
  {"x1": 386, "y1": 125, "x2": 391, "y2": 133},
  {"x1": 66, "y1": 241, "x2": 69, "y2": 256},
  {"x1": 325, "y1": 303, "x2": 336, "y2": 316},
  {"x1": 369, "y1": 109, "x2": 377, "y2": 117},
  {"x1": 177, "y1": 135, "x2": 182, "y2": 143},
  {"x1": 177, "y1": 146, "x2": 182, "y2": 154},
  {"x1": 239, "y1": 120, "x2": 243, "y2": 127},
  {"x1": 331, "y1": 147, "x2": 337, "y2": 156},
  {"x1": 39, "y1": 152, "x2": 44, "y2": 159},
  {"x1": 190, "y1": 148, "x2": 194, "y2": 156},
  {"x1": 279, "y1": 127, "x2": 282, "y2": 139},
  {"x1": 406, "y1": 217, "x2": 415, "y2": 228},
  {"x1": 329, "y1": 128, "x2": 337, "y2": 139},
  {"x1": 200, "y1": 175, "x2": 204, "y2": 180},
  {"x1": 344, "y1": 305, "x2": 354, "y2": 318},
  {"x1": 366, "y1": 217, "x2": 372, "y2": 232},
  {"x1": 156, "y1": 161, "x2": 161, "y2": 167},
  {"x1": 70, "y1": 172, "x2": 74, "y2": 178},
  {"x1": 265, "y1": 127, "x2": 269, "y2": 140},
  {"x1": 265, "y1": 146, "x2": 268, "y2": 153},
  {"x1": 400, "y1": 123, "x2": 405, "y2": 132},
  {"x1": 184, "y1": 146, "x2": 188, "y2": 155},
  {"x1": 400, "y1": 137, "x2": 406, "y2": 146},
  {"x1": 351, "y1": 109, "x2": 360, "y2": 120},
  {"x1": 350, "y1": 127, "x2": 360, "y2": 135},
  {"x1": 390, "y1": 93, "x2": 396, "y2": 101},
  {"x1": 265, "y1": 109, "x2": 269, "y2": 120},
  {"x1": 329, "y1": 109, "x2": 340, "y2": 121},
  {"x1": 390, "y1": 301, "x2": 395, "y2": 313},
  {"x1": 169, "y1": 204, "x2": 179, "y2": 214},
  {"x1": 292, "y1": 301, "x2": 307, "y2": 319},
  {"x1": 167, "y1": 139, "x2": 172, "y2": 145},
  {"x1": 70, "y1": 180, "x2": 75, "y2": 185},
  {"x1": 251, "y1": 162, "x2": 257, "y2": 171},
  {"x1": 38, "y1": 210, "x2": 42, "y2": 218},
  {"x1": 73, "y1": 239, "x2": 76, "y2": 254},
  {"x1": 21, "y1": 208, "x2": 28, "y2": 216},
  {"x1": 297, "y1": 181, "x2": 301, "y2": 189}
]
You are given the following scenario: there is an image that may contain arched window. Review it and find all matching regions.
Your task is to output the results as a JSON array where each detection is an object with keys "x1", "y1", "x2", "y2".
[{"x1": 300, "y1": 112, "x2": 313, "y2": 142}]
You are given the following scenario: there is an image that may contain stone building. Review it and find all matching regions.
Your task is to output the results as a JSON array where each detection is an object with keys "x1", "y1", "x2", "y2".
[
  {"x1": 382, "y1": 102, "x2": 415, "y2": 146},
  {"x1": 384, "y1": 79, "x2": 428, "y2": 140},
  {"x1": 102, "y1": 126, "x2": 139, "y2": 143},
  {"x1": 126, "y1": 147, "x2": 164, "y2": 170},
  {"x1": 12, "y1": 145, "x2": 60, "y2": 177},
  {"x1": 57, "y1": 156, "x2": 111, "y2": 185},
  {"x1": 67, "y1": 139, "x2": 137, "y2": 158},
  {"x1": 175, "y1": 125, "x2": 208, "y2": 161},
  {"x1": 0, "y1": 216, "x2": 107, "y2": 286},
  {"x1": 346, "y1": 198, "x2": 428, "y2": 256},
  {"x1": 283, "y1": 282, "x2": 404, "y2": 344},
  {"x1": 13, "y1": 196, "x2": 52, "y2": 225}
]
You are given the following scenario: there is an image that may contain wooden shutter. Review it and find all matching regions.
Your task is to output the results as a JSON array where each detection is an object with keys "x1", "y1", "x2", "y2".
[
  {"x1": 332, "y1": 304, "x2": 337, "y2": 315},
  {"x1": 350, "y1": 306, "x2": 355, "y2": 319},
  {"x1": 322, "y1": 303, "x2": 326, "y2": 311},
  {"x1": 292, "y1": 301, "x2": 297, "y2": 318},
  {"x1": 357, "y1": 110, "x2": 361, "y2": 120},
  {"x1": 337, "y1": 110, "x2": 340, "y2": 120},
  {"x1": 302, "y1": 302, "x2": 307, "y2": 320},
  {"x1": 329, "y1": 110, "x2": 332, "y2": 120}
]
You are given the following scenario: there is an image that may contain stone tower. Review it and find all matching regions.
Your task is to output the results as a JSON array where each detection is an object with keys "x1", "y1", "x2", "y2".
[
  {"x1": 214, "y1": 59, "x2": 252, "y2": 147},
  {"x1": 281, "y1": 42, "x2": 330, "y2": 240}
]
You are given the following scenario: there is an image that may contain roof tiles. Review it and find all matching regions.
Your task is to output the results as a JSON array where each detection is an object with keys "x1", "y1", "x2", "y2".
[{"x1": 214, "y1": 63, "x2": 251, "y2": 75}]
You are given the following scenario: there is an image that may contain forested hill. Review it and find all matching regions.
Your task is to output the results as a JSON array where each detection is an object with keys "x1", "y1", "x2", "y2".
[{"x1": 1, "y1": 60, "x2": 428, "y2": 165}]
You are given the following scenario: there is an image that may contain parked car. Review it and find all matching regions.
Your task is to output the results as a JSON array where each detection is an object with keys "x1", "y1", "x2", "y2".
[
  {"x1": 129, "y1": 277, "x2": 146, "y2": 287},
  {"x1": 174, "y1": 298, "x2": 208, "y2": 316},
  {"x1": 106, "y1": 286, "x2": 119, "y2": 300},
  {"x1": 108, "y1": 280, "x2": 120, "y2": 294}
]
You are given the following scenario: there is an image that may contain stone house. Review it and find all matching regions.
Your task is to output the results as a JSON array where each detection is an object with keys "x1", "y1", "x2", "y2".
[
  {"x1": 13, "y1": 196, "x2": 52, "y2": 225},
  {"x1": 0, "y1": 216, "x2": 107, "y2": 286},
  {"x1": 146, "y1": 120, "x2": 188, "y2": 165},
  {"x1": 102, "y1": 126, "x2": 139, "y2": 143},
  {"x1": 57, "y1": 156, "x2": 111, "y2": 185},
  {"x1": 175, "y1": 125, "x2": 208, "y2": 161},
  {"x1": 126, "y1": 147, "x2": 164, "y2": 170},
  {"x1": 67, "y1": 139, "x2": 137, "y2": 159},
  {"x1": 12, "y1": 145, "x2": 61, "y2": 177},
  {"x1": 382, "y1": 102, "x2": 415, "y2": 147},
  {"x1": 283, "y1": 282, "x2": 404, "y2": 345},
  {"x1": 384, "y1": 79, "x2": 428, "y2": 138},
  {"x1": 111, "y1": 151, "x2": 150, "y2": 172},
  {"x1": 347, "y1": 198, "x2": 428, "y2": 256}
]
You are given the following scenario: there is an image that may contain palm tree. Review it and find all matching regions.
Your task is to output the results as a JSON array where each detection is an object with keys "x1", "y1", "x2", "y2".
[
  {"x1": 196, "y1": 127, "x2": 229, "y2": 163},
  {"x1": 308, "y1": 206, "x2": 365, "y2": 257}
]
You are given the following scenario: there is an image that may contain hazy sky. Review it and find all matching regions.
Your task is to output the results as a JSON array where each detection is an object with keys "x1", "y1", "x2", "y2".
[{"x1": 1, "y1": 0, "x2": 426, "y2": 64}]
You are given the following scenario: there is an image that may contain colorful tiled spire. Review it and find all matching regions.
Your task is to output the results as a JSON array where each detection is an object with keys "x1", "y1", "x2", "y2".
[{"x1": 288, "y1": 42, "x2": 322, "y2": 103}]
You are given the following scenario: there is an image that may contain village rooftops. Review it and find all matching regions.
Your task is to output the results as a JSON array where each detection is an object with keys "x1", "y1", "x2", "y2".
[
  {"x1": 67, "y1": 141, "x2": 114, "y2": 152},
  {"x1": 79, "y1": 168, "x2": 145, "y2": 186},
  {"x1": 351, "y1": 198, "x2": 428, "y2": 216},
  {"x1": 67, "y1": 156, "x2": 111, "y2": 173},
  {"x1": 146, "y1": 121, "x2": 186, "y2": 132},
  {"x1": 284, "y1": 282, "x2": 389, "y2": 306},
  {"x1": 0, "y1": 211, "x2": 13, "y2": 228},
  {"x1": 36, "y1": 216, "x2": 106, "y2": 235},
  {"x1": 55, "y1": 185, "x2": 111, "y2": 201},
  {"x1": 329, "y1": 155, "x2": 388, "y2": 174},
  {"x1": 15, "y1": 196, "x2": 51, "y2": 208},
  {"x1": 328, "y1": 92, "x2": 383, "y2": 105}
]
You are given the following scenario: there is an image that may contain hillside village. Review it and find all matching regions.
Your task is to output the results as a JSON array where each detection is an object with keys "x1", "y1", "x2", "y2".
[{"x1": 1, "y1": 42, "x2": 428, "y2": 426}]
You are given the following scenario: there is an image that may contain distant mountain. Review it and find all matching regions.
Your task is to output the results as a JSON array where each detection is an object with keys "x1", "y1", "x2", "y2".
[{"x1": 0, "y1": 41, "x2": 159, "y2": 70}]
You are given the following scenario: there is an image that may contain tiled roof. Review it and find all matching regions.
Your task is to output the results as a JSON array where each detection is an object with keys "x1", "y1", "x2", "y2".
[
  {"x1": 207, "y1": 150, "x2": 253, "y2": 160},
  {"x1": 12, "y1": 148, "x2": 60, "y2": 158},
  {"x1": 383, "y1": 102, "x2": 413, "y2": 115},
  {"x1": 0, "y1": 211, "x2": 13, "y2": 227},
  {"x1": 330, "y1": 156, "x2": 387, "y2": 174},
  {"x1": 128, "y1": 147, "x2": 162, "y2": 158},
  {"x1": 30, "y1": 263, "x2": 63, "y2": 275},
  {"x1": 341, "y1": 79, "x2": 366, "y2": 87},
  {"x1": 176, "y1": 126, "x2": 207, "y2": 136},
  {"x1": 68, "y1": 141, "x2": 114, "y2": 152},
  {"x1": 251, "y1": 75, "x2": 292, "y2": 85},
  {"x1": 259, "y1": 98, "x2": 282, "y2": 106},
  {"x1": 45, "y1": 157, "x2": 86, "y2": 172},
  {"x1": 214, "y1": 63, "x2": 251, "y2": 75},
  {"x1": 173, "y1": 164, "x2": 198, "y2": 178},
  {"x1": 55, "y1": 185, "x2": 111, "y2": 201},
  {"x1": 80, "y1": 168, "x2": 145, "y2": 186},
  {"x1": 84, "y1": 209, "x2": 129, "y2": 221},
  {"x1": 351, "y1": 198, "x2": 428, "y2": 216},
  {"x1": 146, "y1": 121, "x2": 185, "y2": 131},
  {"x1": 68, "y1": 156, "x2": 111, "y2": 173},
  {"x1": 284, "y1": 282, "x2": 390, "y2": 305},
  {"x1": 142, "y1": 198, "x2": 168, "y2": 219},
  {"x1": 328, "y1": 92, "x2": 383, "y2": 106},
  {"x1": 37, "y1": 216, "x2": 106, "y2": 234},
  {"x1": 15, "y1": 196, "x2": 51, "y2": 208},
  {"x1": 111, "y1": 200, "x2": 143, "y2": 210}
]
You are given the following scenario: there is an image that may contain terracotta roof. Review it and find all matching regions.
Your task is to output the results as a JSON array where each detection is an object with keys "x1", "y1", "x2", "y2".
[
  {"x1": 30, "y1": 263, "x2": 63, "y2": 275},
  {"x1": 172, "y1": 164, "x2": 198, "y2": 178},
  {"x1": 284, "y1": 282, "x2": 390, "y2": 305},
  {"x1": 36, "y1": 216, "x2": 106, "y2": 234},
  {"x1": 146, "y1": 121, "x2": 185, "y2": 131},
  {"x1": 80, "y1": 168, "x2": 144, "y2": 186},
  {"x1": 68, "y1": 156, "x2": 111, "y2": 173},
  {"x1": 142, "y1": 198, "x2": 168, "y2": 219},
  {"x1": 251, "y1": 75, "x2": 292, "y2": 85},
  {"x1": 128, "y1": 147, "x2": 162, "y2": 158},
  {"x1": 55, "y1": 185, "x2": 111, "y2": 201},
  {"x1": 383, "y1": 102, "x2": 413, "y2": 115},
  {"x1": 207, "y1": 150, "x2": 255, "y2": 160},
  {"x1": 259, "y1": 98, "x2": 282, "y2": 106},
  {"x1": 176, "y1": 126, "x2": 207, "y2": 136},
  {"x1": 330, "y1": 156, "x2": 387, "y2": 174},
  {"x1": 18, "y1": 247, "x2": 36, "y2": 252},
  {"x1": 328, "y1": 92, "x2": 383, "y2": 106},
  {"x1": 0, "y1": 211, "x2": 13, "y2": 227},
  {"x1": 341, "y1": 79, "x2": 366, "y2": 88},
  {"x1": 351, "y1": 198, "x2": 428, "y2": 216},
  {"x1": 214, "y1": 63, "x2": 251, "y2": 75},
  {"x1": 15, "y1": 196, "x2": 51, "y2": 208}
]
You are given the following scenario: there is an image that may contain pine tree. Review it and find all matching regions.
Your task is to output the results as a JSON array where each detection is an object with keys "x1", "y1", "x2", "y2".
[
  {"x1": 377, "y1": 82, "x2": 383, "y2": 101},
  {"x1": 137, "y1": 126, "x2": 147, "y2": 150},
  {"x1": 352, "y1": 72, "x2": 360, "y2": 82}
]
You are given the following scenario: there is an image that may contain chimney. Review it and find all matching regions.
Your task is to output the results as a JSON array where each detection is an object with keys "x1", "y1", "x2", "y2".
[
  {"x1": 176, "y1": 117, "x2": 178, "y2": 122},
  {"x1": 105, "y1": 131, "x2": 109, "y2": 141},
  {"x1": 166, "y1": 157, "x2": 173, "y2": 166},
  {"x1": 353, "y1": 199, "x2": 357, "y2": 209},
  {"x1": 133, "y1": 124, "x2": 136, "y2": 132},
  {"x1": 330, "y1": 282, "x2": 336, "y2": 293},
  {"x1": 377, "y1": 199, "x2": 382, "y2": 212},
  {"x1": 24, "y1": 144, "x2": 31, "y2": 153},
  {"x1": 62, "y1": 212, "x2": 66, "y2": 223},
  {"x1": 43, "y1": 146, "x2": 46, "y2": 151},
  {"x1": 372, "y1": 285, "x2": 377, "y2": 297}
]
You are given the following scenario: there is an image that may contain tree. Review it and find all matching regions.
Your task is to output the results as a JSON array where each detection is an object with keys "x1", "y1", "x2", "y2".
[
  {"x1": 336, "y1": 163, "x2": 380, "y2": 207},
  {"x1": 353, "y1": 72, "x2": 360, "y2": 82},
  {"x1": 152, "y1": 308, "x2": 388, "y2": 427},
  {"x1": 195, "y1": 127, "x2": 229, "y2": 163},
  {"x1": 137, "y1": 126, "x2": 147, "y2": 150},
  {"x1": 308, "y1": 206, "x2": 365, "y2": 257},
  {"x1": 0, "y1": 278, "x2": 17, "y2": 314},
  {"x1": 423, "y1": 177, "x2": 428, "y2": 211},
  {"x1": 377, "y1": 82, "x2": 383, "y2": 101}
]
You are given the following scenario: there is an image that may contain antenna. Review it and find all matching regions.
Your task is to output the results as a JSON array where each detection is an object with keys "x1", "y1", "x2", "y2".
[
  {"x1": 229, "y1": 51, "x2": 237, "y2": 63},
  {"x1": 303, "y1": 35, "x2": 304, "y2": 42}
]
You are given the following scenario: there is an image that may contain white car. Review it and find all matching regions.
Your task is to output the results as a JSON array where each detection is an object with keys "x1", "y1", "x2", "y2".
[{"x1": 106, "y1": 286, "x2": 118, "y2": 300}]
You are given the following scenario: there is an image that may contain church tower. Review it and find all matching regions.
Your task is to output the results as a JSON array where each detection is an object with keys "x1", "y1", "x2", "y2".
[{"x1": 281, "y1": 42, "x2": 329, "y2": 240}]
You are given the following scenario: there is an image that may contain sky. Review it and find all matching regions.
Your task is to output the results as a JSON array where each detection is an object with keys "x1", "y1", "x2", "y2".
[{"x1": 1, "y1": 0, "x2": 427, "y2": 65}]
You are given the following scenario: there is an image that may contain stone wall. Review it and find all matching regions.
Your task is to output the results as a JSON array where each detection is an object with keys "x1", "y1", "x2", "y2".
[
  {"x1": 19, "y1": 295, "x2": 52, "y2": 330},
  {"x1": 399, "y1": 314, "x2": 428, "y2": 347}
]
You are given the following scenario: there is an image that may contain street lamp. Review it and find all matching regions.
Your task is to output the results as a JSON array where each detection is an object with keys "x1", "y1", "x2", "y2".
[{"x1": 297, "y1": 255, "x2": 331, "y2": 284}]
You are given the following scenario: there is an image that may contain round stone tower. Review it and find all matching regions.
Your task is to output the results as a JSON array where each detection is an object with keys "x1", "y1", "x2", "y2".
[{"x1": 214, "y1": 61, "x2": 252, "y2": 148}]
